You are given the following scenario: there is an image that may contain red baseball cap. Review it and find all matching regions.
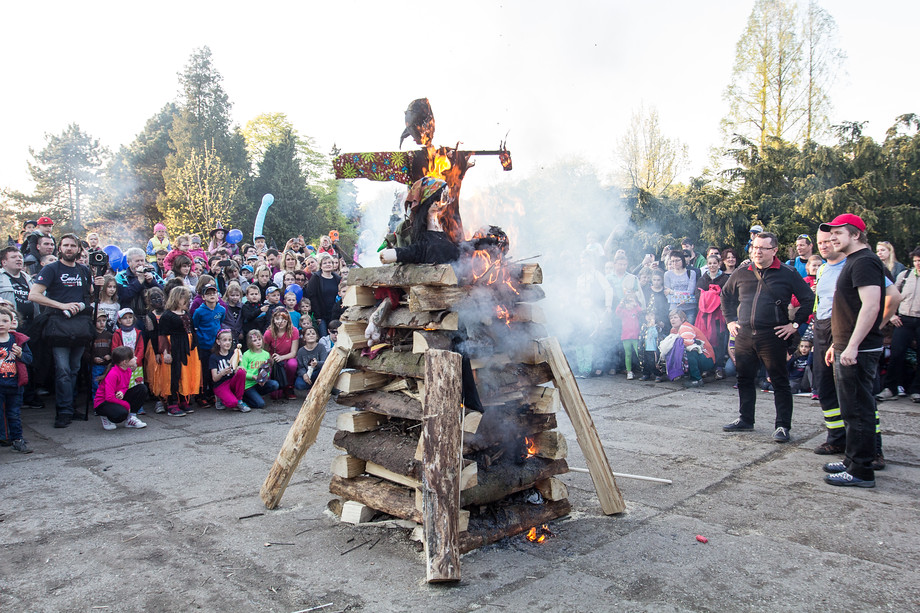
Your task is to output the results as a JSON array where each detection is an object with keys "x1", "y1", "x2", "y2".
[
  {"x1": 819, "y1": 213, "x2": 866, "y2": 233},
  {"x1": 37, "y1": 216, "x2": 54, "y2": 226}
]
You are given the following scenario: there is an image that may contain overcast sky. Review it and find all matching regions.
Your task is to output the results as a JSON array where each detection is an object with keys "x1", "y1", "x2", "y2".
[{"x1": 2, "y1": 0, "x2": 916, "y2": 201}]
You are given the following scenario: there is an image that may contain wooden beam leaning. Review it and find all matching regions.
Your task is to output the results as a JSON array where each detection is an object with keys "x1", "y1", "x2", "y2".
[
  {"x1": 538, "y1": 337, "x2": 625, "y2": 514},
  {"x1": 421, "y1": 349, "x2": 464, "y2": 583},
  {"x1": 260, "y1": 345, "x2": 350, "y2": 509}
]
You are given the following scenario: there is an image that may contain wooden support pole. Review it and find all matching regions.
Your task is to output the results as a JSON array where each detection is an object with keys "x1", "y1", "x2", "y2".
[
  {"x1": 260, "y1": 345, "x2": 349, "y2": 509},
  {"x1": 538, "y1": 337, "x2": 625, "y2": 514},
  {"x1": 421, "y1": 349, "x2": 464, "y2": 583}
]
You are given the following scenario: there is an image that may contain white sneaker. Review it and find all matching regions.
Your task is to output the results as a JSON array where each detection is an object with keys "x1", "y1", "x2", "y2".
[
  {"x1": 626, "y1": 372, "x2": 634, "y2": 380},
  {"x1": 100, "y1": 416, "x2": 117, "y2": 431},
  {"x1": 154, "y1": 400, "x2": 166, "y2": 414},
  {"x1": 215, "y1": 400, "x2": 226, "y2": 411},
  {"x1": 898, "y1": 386, "x2": 906, "y2": 396},
  {"x1": 236, "y1": 401, "x2": 251, "y2": 413},
  {"x1": 125, "y1": 414, "x2": 147, "y2": 429},
  {"x1": 876, "y1": 389, "x2": 895, "y2": 401}
]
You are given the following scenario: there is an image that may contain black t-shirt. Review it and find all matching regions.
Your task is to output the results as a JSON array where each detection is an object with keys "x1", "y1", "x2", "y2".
[
  {"x1": 34, "y1": 261, "x2": 90, "y2": 305},
  {"x1": 318, "y1": 276, "x2": 339, "y2": 320},
  {"x1": 4, "y1": 272, "x2": 33, "y2": 323},
  {"x1": 831, "y1": 247, "x2": 886, "y2": 352},
  {"x1": 0, "y1": 336, "x2": 17, "y2": 383},
  {"x1": 209, "y1": 351, "x2": 234, "y2": 386}
]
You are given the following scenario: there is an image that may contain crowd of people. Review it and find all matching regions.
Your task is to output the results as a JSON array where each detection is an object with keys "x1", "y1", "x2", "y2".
[
  {"x1": 574, "y1": 216, "x2": 910, "y2": 489},
  {"x1": 1, "y1": 217, "x2": 350, "y2": 453}
]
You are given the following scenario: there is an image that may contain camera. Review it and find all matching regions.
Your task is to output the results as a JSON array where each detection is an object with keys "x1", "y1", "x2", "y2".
[
  {"x1": 89, "y1": 250, "x2": 109, "y2": 274},
  {"x1": 218, "y1": 259, "x2": 233, "y2": 268}
]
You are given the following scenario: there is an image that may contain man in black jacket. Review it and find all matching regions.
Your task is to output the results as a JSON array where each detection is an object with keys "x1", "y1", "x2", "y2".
[{"x1": 720, "y1": 232, "x2": 815, "y2": 442}]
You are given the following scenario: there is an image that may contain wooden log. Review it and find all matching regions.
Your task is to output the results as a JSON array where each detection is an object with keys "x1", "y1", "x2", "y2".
[
  {"x1": 512, "y1": 341, "x2": 547, "y2": 365},
  {"x1": 463, "y1": 411, "x2": 482, "y2": 434},
  {"x1": 464, "y1": 412, "x2": 558, "y2": 454},
  {"x1": 458, "y1": 500, "x2": 570, "y2": 554},
  {"x1": 516, "y1": 285, "x2": 546, "y2": 303},
  {"x1": 477, "y1": 363, "x2": 554, "y2": 399},
  {"x1": 511, "y1": 303, "x2": 546, "y2": 324},
  {"x1": 533, "y1": 431, "x2": 568, "y2": 460},
  {"x1": 526, "y1": 387, "x2": 559, "y2": 414},
  {"x1": 333, "y1": 429, "x2": 421, "y2": 479},
  {"x1": 347, "y1": 350, "x2": 425, "y2": 379},
  {"x1": 536, "y1": 477, "x2": 569, "y2": 501},
  {"x1": 460, "y1": 457, "x2": 569, "y2": 507},
  {"x1": 331, "y1": 454, "x2": 366, "y2": 479},
  {"x1": 412, "y1": 330, "x2": 454, "y2": 353},
  {"x1": 335, "y1": 369, "x2": 391, "y2": 394},
  {"x1": 334, "y1": 390, "x2": 422, "y2": 421},
  {"x1": 346, "y1": 263, "x2": 458, "y2": 288},
  {"x1": 366, "y1": 461, "x2": 421, "y2": 489},
  {"x1": 336, "y1": 321, "x2": 369, "y2": 350},
  {"x1": 380, "y1": 378, "x2": 410, "y2": 392},
  {"x1": 538, "y1": 337, "x2": 625, "y2": 515},
  {"x1": 343, "y1": 285, "x2": 376, "y2": 307},
  {"x1": 260, "y1": 345, "x2": 349, "y2": 509},
  {"x1": 341, "y1": 501, "x2": 375, "y2": 524},
  {"x1": 421, "y1": 349, "x2": 464, "y2": 583},
  {"x1": 329, "y1": 475, "x2": 422, "y2": 523},
  {"x1": 512, "y1": 263, "x2": 543, "y2": 285},
  {"x1": 336, "y1": 411, "x2": 388, "y2": 433},
  {"x1": 342, "y1": 305, "x2": 459, "y2": 331},
  {"x1": 470, "y1": 354, "x2": 511, "y2": 370},
  {"x1": 408, "y1": 286, "x2": 470, "y2": 312}
]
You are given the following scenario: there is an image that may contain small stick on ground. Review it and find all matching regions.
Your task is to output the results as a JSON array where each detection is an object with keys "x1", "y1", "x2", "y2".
[
  {"x1": 238, "y1": 512, "x2": 265, "y2": 520},
  {"x1": 339, "y1": 540, "x2": 369, "y2": 555}
]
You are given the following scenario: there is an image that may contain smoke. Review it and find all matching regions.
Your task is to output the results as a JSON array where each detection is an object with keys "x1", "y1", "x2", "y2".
[{"x1": 353, "y1": 181, "x2": 407, "y2": 267}]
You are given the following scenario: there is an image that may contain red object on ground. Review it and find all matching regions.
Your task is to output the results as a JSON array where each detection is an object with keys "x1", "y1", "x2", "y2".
[{"x1": 696, "y1": 535, "x2": 709, "y2": 543}]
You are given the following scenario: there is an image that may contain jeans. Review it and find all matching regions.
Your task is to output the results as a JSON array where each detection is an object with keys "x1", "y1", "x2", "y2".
[
  {"x1": 734, "y1": 329, "x2": 793, "y2": 429},
  {"x1": 0, "y1": 384, "x2": 24, "y2": 441},
  {"x1": 812, "y1": 319, "x2": 844, "y2": 446},
  {"x1": 94, "y1": 384, "x2": 148, "y2": 423},
  {"x1": 834, "y1": 351, "x2": 881, "y2": 480},
  {"x1": 686, "y1": 352, "x2": 715, "y2": 381},
  {"x1": 884, "y1": 315, "x2": 920, "y2": 394},
  {"x1": 242, "y1": 380, "x2": 280, "y2": 409},
  {"x1": 52, "y1": 345, "x2": 84, "y2": 416}
]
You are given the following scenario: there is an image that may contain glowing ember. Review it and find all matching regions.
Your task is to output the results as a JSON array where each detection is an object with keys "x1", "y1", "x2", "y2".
[
  {"x1": 523, "y1": 436, "x2": 538, "y2": 458},
  {"x1": 525, "y1": 524, "x2": 552, "y2": 543}
]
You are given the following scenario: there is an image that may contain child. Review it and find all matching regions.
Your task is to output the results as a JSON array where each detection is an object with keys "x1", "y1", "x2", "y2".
[
  {"x1": 299, "y1": 298, "x2": 317, "y2": 330},
  {"x1": 283, "y1": 291, "x2": 301, "y2": 330},
  {"x1": 111, "y1": 308, "x2": 146, "y2": 413},
  {"x1": 91, "y1": 313, "x2": 113, "y2": 397},
  {"x1": 639, "y1": 311, "x2": 662, "y2": 382},
  {"x1": 242, "y1": 284, "x2": 268, "y2": 336},
  {"x1": 329, "y1": 281, "x2": 347, "y2": 323},
  {"x1": 295, "y1": 325, "x2": 328, "y2": 392},
  {"x1": 96, "y1": 275, "x2": 120, "y2": 327},
  {"x1": 263, "y1": 310, "x2": 300, "y2": 400},
  {"x1": 253, "y1": 235, "x2": 268, "y2": 254},
  {"x1": 222, "y1": 282, "x2": 244, "y2": 342},
  {"x1": 252, "y1": 266, "x2": 273, "y2": 301},
  {"x1": 320, "y1": 319, "x2": 340, "y2": 353},
  {"x1": 192, "y1": 282, "x2": 226, "y2": 407},
  {"x1": 0, "y1": 307, "x2": 33, "y2": 452},
  {"x1": 210, "y1": 329, "x2": 250, "y2": 412},
  {"x1": 241, "y1": 329, "x2": 280, "y2": 408},
  {"x1": 188, "y1": 235, "x2": 208, "y2": 264},
  {"x1": 159, "y1": 286, "x2": 201, "y2": 416},
  {"x1": 616, "y1": 295, "x2": 643, "y2": 380},
  {"x1": 146, "y1": 223, "x2": 171, "y2": 263},
  {"x1": 788, "y1": 338, "x2": 814, "y2": 395},
  {"x1": 163, "y1": 234, "x2": 191, "y2": 272},
  {"x1": 143, "y1": 287, "x2": 170, "y2": 414},
  {"x1": 93, "y1": 345, "x2": 148, "y2": 430},
  {"x1": 264, "y1": 285, "x2": 283, "y2": 319}
]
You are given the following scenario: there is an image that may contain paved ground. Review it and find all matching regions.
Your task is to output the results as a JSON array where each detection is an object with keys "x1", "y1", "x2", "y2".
[{"x1": 1, "y1": 374, "x2": 918, "y2": 612}]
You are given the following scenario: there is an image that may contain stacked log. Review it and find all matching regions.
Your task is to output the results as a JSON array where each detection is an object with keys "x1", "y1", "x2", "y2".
[{"x1": 329, "y1": 262, "x2": 573, "y2": 575}]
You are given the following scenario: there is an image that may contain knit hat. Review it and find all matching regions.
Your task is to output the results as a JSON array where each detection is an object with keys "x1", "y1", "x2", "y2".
[{"x1": 154, "y1": 223, "x2": 167, "y2": 232}]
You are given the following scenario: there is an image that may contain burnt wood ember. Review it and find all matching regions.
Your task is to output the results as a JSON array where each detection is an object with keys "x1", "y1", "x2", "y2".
[{"x1": 458, "y1": 499, "x2": 571, "y2": 554}]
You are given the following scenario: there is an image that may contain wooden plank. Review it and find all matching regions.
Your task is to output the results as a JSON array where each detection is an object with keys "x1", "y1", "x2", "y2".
[
  {"x1": 335, "y1": 369, "x2": 391, "y2": 394},
  {"x1": 515, "y1": 263, "x2": 543, "y2": 285},
  {"x1": 412, "y1": 330, "x2": 453, "y2": 353},
  {"x1": 329, "y1": 475, "x2": 422, "y2": 523},
  {"x1": 347, "y1": 350, "x2": 425, "y2": 379},
  {"x1": 336, "y1": 321, "x2": 369, "y2": 350},
  {"x1": 512, "y1": 303, "x2": 546, "y2": 324},
  {"x1": 343, "y1": 285, "x2": 376, "y2": 307},
  {"x1": 334, "y1": 390, "x2": 422, "y2": 421},
  {"x1": 421, "y1": 349, "x2": 464, "y2": 583},
  {"x1": 342, "y1": 305, "x2": 459, "y2": 331},
  {"x1": 526, "y1": 387, "x2": 559, "y2": 414},
  {"x1": 260, "y1": 345, "x2": 349, "y2": 509},
  {"x1": 341, "y1": 501, "x2": 375, "y2": 524},
  {"x1": 538, "y1": 337, "x2": 625, "y2": 515},
  {"x1": 330, "y1": 454, "x2": 366, "y2": 478},
  {"x1": 533, "y1": 431, "x2": 568, "y2": 460},
  {"x1": 535, "y1": 477, "x2": 569, "y2": 502},
  {"x1": 336, "y1": 411, "x2": 388, "y2": 433},
  {"x1": 462, "y1": 410, "x2": 482, "y2": 434},
  {"x1": 346, "y1": 263, "x2": 458, "y2": 288},
  {"x1": 366, "y1": 461, "x2": 422, "y2": 489},
  {"x1": 459, "y1": 462, "x2": 478, "y2": 490}
]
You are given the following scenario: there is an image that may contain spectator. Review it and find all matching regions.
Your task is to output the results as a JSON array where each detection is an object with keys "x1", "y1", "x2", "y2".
[
  {"x1": 95, "y1": 275, "x2": 121, "y2": 327},
  {"x1": 788, "y1": 338, "x2": 814, "y2": 395},
  {"x1": 188, "y1": 235, "x2": 208, "y2": 263},
  {"x1": 209, "y1": 329, "x2": 250, "y2": 411},
  {"x1": 0, "y1": 247, "x2": 43, "y2": 410},
  {"x1": 163, "y1": 234, "x2": 191, "y2": 271},
  {"x1": 305, "y1": 254, "x2": 342, "y2": 337},
  {"x1": 24, "y1": 235, "x2": 56, "y2": 275},
  {"x1": 876, "y1": 241, "x2": 906, "y2": 279},
  {"x1": 146, "y1": 223, "x2": 171, "y2": 262},
  {"x1": 786, "y1": 234, "x2": 814, "y2": 277},
  {"x1": 192, "y1": 282, "x2": 226, "y2": 406},
  {"x1": 681, "y1": 238, "x2": 707, "y2": 270},
  {"x1": 721, "y1": 247, "x2": 740, "y2": 275},
  {"x1": 21, "y1": 216, "x2": 56, "y2": 271},
  {"x1": 745, "y1": 224, "x2": 763, "y2": 255},
  {"x1": 116, "y1": 248, "x2": 164, "y2": 328},
  {"x1": 263, "y1": 310, "x2": 299, "y2": 400},
  {"x1": 697, "y1": 254, "x2": 729, "y2": 378},
  {"x1": 241, "y1": 329, "x2": 280, "y2": 409},
  {"x1": 663, "y1": 251, "x2": 699, "y2": 324},
  {"x1": 320, "y1": 319, "x2": 340, "y2": 352},
  {"x1": 669, "y1": 309, "x2": 715, "y2": 388},
  {"x1": 158, "y1": 285, "x2": 201, "y2": 417},
  {"x1": 639, "y1": 311, "x2": 662, "y2": 382},
  {"x1": 574, "y1": 251, "x2": 613, "y2": 377},
  {"x1": 295, "y1": 324, "x2": 328, "y2": 392},
  {"x1": 166, "y1": 255, "x2": 198, "y2": 294},
  {"x1": 881, "y1": 247, "x2": 920, "y2": 401},
  {"x1": 0, "y1": 306, "x2": 34, "y2": 453},
  {"x1": 93, "y1": 345, "x2": 148, "y2": 431}
]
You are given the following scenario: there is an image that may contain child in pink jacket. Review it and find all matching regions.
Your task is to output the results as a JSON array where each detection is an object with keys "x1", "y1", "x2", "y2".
[{"x1": 93, "y1": 346, "x2": 149, "y2": 430}]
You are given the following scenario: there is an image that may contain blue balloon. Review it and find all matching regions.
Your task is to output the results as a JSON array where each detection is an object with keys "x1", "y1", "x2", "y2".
[
  {"x1": 253, "y1": 193, "x2": 275, "y2": 238},
  {"x1": 227, "y1": 228, "x2": 243, "y2": 244},
  {"x1": 262, "y1": 194, "x2": 274, "y2": 207},
  {"x1": 102, "y1": 245, "x2": 123, "y2": 265},
  {"x1": 285, "y1": 284, "x2": 303, "y2": 303},
  {"x1": 113, "y1": 255, "x2": 128, "y2": 272}
]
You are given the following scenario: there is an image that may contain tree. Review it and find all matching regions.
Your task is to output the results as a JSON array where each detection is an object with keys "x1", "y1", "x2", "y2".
[
  {"x1": 616, "y1": 104, "x2": 688, "y2": 195},
  {"x1": 161, "y1": 145, "x2": 244, "y2": 235},
  {"x1": 801, "y1": 0, "x2": 845, "y2": 142},
  {"x1": 27, "y1": 123, "x2": 107, "y2": 234}
]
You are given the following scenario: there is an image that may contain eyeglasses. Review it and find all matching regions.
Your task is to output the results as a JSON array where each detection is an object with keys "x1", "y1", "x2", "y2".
[{"x1": 750, "y1": 246, "x2": 776, "y2": 252}]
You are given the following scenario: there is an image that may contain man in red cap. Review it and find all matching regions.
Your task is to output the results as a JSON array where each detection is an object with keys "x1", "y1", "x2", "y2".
[
  {"x1": 820, "y1": 214, "x2": 886, "y2": 488},
  {"x1": 21, "y1": 216, "x2": 56, "y2": 270}
]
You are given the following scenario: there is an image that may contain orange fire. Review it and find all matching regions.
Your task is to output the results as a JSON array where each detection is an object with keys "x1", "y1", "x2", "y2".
[
  {"x1": 523, "y1": 436, "x2": 538, "y2": 458},
  {"x1": 495, "y1": 304, "x2": 512, "y2": 326},
  {"x1": 525, "y1": 525, "x2": 550, "y2": 543}
]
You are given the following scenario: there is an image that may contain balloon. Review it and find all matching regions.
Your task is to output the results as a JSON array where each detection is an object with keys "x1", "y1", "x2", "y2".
[
  {"x1": 285, "y1": 283, "x2": 303, "y2": 303},
  {"x1": 102, "y1": 245, "x2": 123, "y2": 266},
  {"x1": 253, "y1": 193, "x2": 275, "y2": 239},
  {"x1": 112, "y1": 255, "x2": 128, "y2": 272},
  {"x1": 227, "y1": 228, "x2": 243, "y2": 244}
]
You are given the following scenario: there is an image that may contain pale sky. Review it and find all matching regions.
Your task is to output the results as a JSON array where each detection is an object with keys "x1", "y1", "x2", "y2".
[{"x1": 2, "y1": 0, "x2": 916, "y2": 200}]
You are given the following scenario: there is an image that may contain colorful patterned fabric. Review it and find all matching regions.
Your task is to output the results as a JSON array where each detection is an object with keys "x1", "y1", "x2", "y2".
[{"x1": 333, "y1": 151, "x2": 415, "y2": 184}]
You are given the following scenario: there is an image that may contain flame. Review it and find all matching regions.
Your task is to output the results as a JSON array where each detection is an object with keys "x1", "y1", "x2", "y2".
[
  {"x1": 425, "y1": 147, "x2": 452, "y2": 180},
  {"x1": 496, "y1": 304, "x2": 512, "y2": 326},
  {"x1": 523, "y1": 436, "x2": 538, "y2": 458},
  {"x1": 525, "y1": 525, "x2": 548, "y2": 543}
]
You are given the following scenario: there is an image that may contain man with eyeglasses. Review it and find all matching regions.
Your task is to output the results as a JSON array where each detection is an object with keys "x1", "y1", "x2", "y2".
[
  {"x1": 786, "y1": 234, "x2": 814, "y2": 278},
  {"x1": 721, "y1": 232, "x2": 814, "y2": 443}
]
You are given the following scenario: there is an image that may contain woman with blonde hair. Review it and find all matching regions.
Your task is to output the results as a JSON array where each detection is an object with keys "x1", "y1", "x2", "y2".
[{"x1": 876, "y1": 241, "x2": 906, "y2": 278}]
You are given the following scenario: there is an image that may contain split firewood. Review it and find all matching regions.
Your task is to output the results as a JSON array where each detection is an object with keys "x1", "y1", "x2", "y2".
[
  {"x1": 335, "y1": 369, "x2": 392, "y2": 394},
  {"x1": 342, "y1": 305, "x2": 459, "y2": 331},
  {"x1": 336, "y1": 411, "x2": 388, "y2": 433},
  {"x1": 343, "y1": 285, "x2": 376, "y2": 307},
  {"x1": 347, "y1": 351, "x2": 425, "y2": 379},
  {"x1": 532, "y1": 431, "x2": 568, "y2": 460},
  {"x1": 412, "y1": 330, "x2": 453, "y2": 353},
  {"x1": 336, "y1": 322, "x2": 369, "y2": 350},
  {"x1": 535, "y1": 477, "x2": 569, "y2": 502},
  {"x1": 346, "y1": 264, "x2": 459, "y2": 288},
  {"x1": 330, "y1": 455, "x2": 366, "y2": 479},
  {"x1": 335, "y1": 390, "x2": 422, "y2": 421}
]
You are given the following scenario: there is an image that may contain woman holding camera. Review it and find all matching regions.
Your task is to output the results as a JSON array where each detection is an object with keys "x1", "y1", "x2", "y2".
[{"x1": 115, "y1": 248, "x2": 165, "y2": 331}]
